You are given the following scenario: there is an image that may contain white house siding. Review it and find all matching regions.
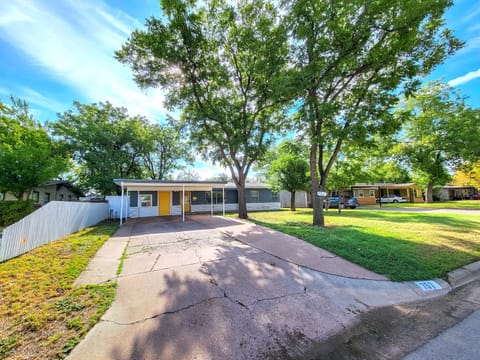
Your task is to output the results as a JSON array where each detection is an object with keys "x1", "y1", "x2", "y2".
[
  {"x1": 246, "y1": 202, "x2": 280, "y2": 211},
  {"x1": 128, "y1": 202, "x2": 280, "y2": 218},
  {"x1": 137, "y1": 206, "x2": 158, "y2": 217},
  {"x1": 191, "y1": 204, "x2": 238, "y2": 213}
]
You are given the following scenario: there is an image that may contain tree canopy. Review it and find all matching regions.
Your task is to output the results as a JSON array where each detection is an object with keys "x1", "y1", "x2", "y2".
[
  {"x1": 0, "y1": 97, "x2": 69, "y2": 199},
  {"x1": 53, "y1": 102, "x2": 190, "y2": 195},
  {"x1": 286, "y1": 0, "x2": 462, "y2": 225},
  {"x1": 116, "y1": 0, "x2": 290, "y2": 218},
  {"x1": 263, "y1": 140, "x2": 310, "y2": 211},
  {"x1": 452, "y1": 162, "x2": 480, "y2": 188},
  {"x1": 394, "y1": 81, "x2": 480, "y2": 202}
]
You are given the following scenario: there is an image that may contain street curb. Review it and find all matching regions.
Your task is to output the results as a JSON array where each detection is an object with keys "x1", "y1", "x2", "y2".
[{"x1": 447, "y1": 260, "x2": 480, "y2": 289}]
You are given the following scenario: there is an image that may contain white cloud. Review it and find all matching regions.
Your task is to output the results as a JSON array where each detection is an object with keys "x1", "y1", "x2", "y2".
[
  {"x1": 448, "y1": 68, "x2": 480, "y2": 86},
  {"x1": 0, "y1": 0, "x2": 166, "y2": 121},
  {"x1": 461, "y1": 3, "x2": 480, "y2": 24},
  {"x1": 18, "y1": 87, "x2": 69, "y2": 115}
]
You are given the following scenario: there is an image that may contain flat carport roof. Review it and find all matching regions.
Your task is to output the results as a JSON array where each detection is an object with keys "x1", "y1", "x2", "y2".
[{"x1": 113, "y1": 179, "x2": 229, "y2": 223}]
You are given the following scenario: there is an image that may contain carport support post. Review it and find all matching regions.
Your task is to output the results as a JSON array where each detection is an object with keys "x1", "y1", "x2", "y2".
[
  {"x1": 211, "y1": 189, "x2": 213, "y2": 215},
  {"x1": 120, "y1": 182, "x2": 124, "y2": 225},
  {"x1": 222, "y1": 186, "x2": 225, "y2": 216},
  {"x1": 182, "y1": 185, "x2": 185, "y2": 222}
]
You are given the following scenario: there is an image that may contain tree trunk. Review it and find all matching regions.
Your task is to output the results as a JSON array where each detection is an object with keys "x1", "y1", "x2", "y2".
[
  {"x1": 312, "y1": 188, "x2": 325, "y2": 226},
  {"x1": 425, "y1": 182, "x2": 434, "y2": 203},
  {"x1": 338, "y1": 190, "x2": 342, "y2": 214},
  {"x1": 237, "y1": 184, "x2": 248, "y2": 219},
  {"x1": 290, "y1": 190, "x2": 296, "y2": 211}
]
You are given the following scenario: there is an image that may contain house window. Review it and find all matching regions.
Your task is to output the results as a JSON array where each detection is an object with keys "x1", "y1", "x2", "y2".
[
  {"x1": 206, "y1": 191, "x2": 223, "y2": 204},
  {"x1": 68, "y1": 195, "x2": 72, "y2": 201},
  {"x1": 250, "y1": 190, "x2": 259, "y2": 203},
  {"x1": 44, "y1": 192, "x2": 50, "y2": 203},
  {"x1": 32, "y1": 191, "x2": 40, "y2": 203},
  {"x1": 140, "y1": 194, "x2": 152, "y2": 207},
  {"x1": 59, "y1": 194, "x2": 64, "y2": 201},
  {"x1": 357, "y1": 190, "x2": 364, "y2": 198},
  {"x1": 369, "y1": 190, "x2": 375, "y2": 198},
  {"x1": 271, "y1": 192, "x2": 279, "y2": 202}
]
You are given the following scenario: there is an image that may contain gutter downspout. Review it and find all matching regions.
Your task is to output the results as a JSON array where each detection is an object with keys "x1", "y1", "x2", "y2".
[
  {"x1": 222, "y1": 186, "x2": 225, "y2": 216},
  {"x1": 211, "y1": 188, "x2": 213, "y2": 216},
  {"x1": 120, "y1": 182, "x2": 124, "y2": 225},
  {"x1": 182, "y1": 185, "x2": 185, "y2": 222}
]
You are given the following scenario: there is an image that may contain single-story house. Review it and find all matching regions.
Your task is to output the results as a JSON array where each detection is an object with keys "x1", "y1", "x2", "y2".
[
  {"x1": 113, "y1": 179, "x2": 280, "y2": 221},
  {"x1": 0, "y1": 180, "x2": 82, "y2": 205},
  {"x1": 434, "y1": 185, "x2": 478, "y2": 201},
  {"x1": 351, "y1": 183, "x2": 424, "y2": 205}
]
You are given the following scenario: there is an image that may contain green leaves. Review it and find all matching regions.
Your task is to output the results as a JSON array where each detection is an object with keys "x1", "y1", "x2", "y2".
[
  {"x1": 117, "y1": 0, "x2": 290, "y2": 218},
  {"x1": 393, "y1": 81, "x2": 480, "y2": 200},
  {"x1": 0, "y1": 97, "x2": 69, "y2": 199},
  {"x1": 53, "y1": 102, "x2": 192, "y2": 195}
]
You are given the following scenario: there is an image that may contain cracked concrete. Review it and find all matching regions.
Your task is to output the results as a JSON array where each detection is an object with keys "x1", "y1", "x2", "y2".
[{"x1": 68, "y1": 215, "x2": 451, "y2": 360}]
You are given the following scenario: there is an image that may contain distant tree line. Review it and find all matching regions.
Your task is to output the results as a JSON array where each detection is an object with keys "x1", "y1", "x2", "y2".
[
  {"x1": 2, "y1": 0, "x2": 480, "y2": 228},
  {"x1": 0, "y1": 98, "x2": 193, "y2": 199}
]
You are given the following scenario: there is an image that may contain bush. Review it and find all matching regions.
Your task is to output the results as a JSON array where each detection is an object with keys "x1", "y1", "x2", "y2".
[{"x1": 0, "y1": 200, "x2": 37, "y2": 227}]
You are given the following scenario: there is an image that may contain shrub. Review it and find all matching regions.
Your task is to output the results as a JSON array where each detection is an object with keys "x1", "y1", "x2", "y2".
[{"x1": 0, "y1": 200, "x2": 36, "y2": 227}]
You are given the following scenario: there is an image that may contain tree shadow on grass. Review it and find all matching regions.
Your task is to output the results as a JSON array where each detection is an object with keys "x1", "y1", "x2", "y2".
[
  {"x1": 344, "y1": 210, "x2": 479, "y2": 228},
  {"x1": 250, "y1": 219, "x2": 480, "y2": 281}
]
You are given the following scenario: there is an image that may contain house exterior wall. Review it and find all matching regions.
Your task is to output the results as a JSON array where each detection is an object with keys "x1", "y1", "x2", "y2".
[
  {"x1": 352, "y1": 185, "x2": 424, "y2": 205},
  {"x1": 434, "y1": 186, "x2": 477, "y2": 201},
  {"x1": 1, "y1": 184, "x2": 79, "y2": 205},
  {"x1": 126, "y1": 187, "x2": 280, "y2": 218}
]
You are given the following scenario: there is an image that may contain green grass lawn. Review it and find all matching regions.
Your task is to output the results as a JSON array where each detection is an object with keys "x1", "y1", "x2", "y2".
[
  {"x1": 0, "y1": 222, "x2": 118, "y2": 360},
  {"x1": 246, "y1": 209, "x2": 480, "y2": 281},
  {"x1": 364, "y1": 200, "x2": 480, "y2": 210}
]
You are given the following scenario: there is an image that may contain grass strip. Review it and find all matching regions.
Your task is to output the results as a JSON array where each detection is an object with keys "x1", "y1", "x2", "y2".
[
  {"x1": 0, "y1": 221, "x2": 118, "y2": 360},
  {"x1": 246, "y1": 209, "x2": 480, "y2": 281}
]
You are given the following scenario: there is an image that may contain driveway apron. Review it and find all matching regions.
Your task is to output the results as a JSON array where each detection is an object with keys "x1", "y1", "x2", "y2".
[{"x1": 68, "y1": 215, "x2": 449, "y2": 360}]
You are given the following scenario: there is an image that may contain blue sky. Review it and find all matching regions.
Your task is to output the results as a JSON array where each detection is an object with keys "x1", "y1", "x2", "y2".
[{"x1": 1, "y1": 0, "x2": 479, "y2": 178}]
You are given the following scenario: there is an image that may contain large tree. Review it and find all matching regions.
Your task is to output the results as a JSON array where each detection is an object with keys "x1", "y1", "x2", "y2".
[
  {"x1": 287, "y1": 0, "x2": 462, "y2": 225},
  {"x1": 142, "y1": 120, "x2": 193, "y2": 180},
  {"x1": 264, "y1": 141, "x2": 309, "y2": 211},
  {"x1": 0, "y1": 97, "x2": 69, "y2": 199},
  {"x1": 452, "y1": 162, "x2": 480, "y2": 188},
  {"x1": 116, "y1": 0, "x2": 289, "y2": 218},
  {"x1": 53, "y1": 102, "x2": 152, "y2": 195},
  {"x1": 394, "y1": 81, "x2": 480, "y2": 202}
]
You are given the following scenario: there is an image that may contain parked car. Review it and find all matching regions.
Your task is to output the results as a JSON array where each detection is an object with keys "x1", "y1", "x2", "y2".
[
  {"x1": 470, "y1": 194, "x2": 480, "y2": 200},
  {"x1": 376, "y1": 195, "x2": 407, "y2": 203},
  {"x1": 323, "y1": 196, "x2": 359, "y2": 209}
]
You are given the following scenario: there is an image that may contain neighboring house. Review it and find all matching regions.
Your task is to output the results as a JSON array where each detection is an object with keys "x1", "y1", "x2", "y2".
[
  {"x1": 351, "y1": 183, "x2": 424, "y2": 205},
  {"x1": 113, "y1": 179, "x2": 280, "y2": 218},
  {"x1": 0, "y1": 180, "x2": 82, "y2": 205},
  {"x1": 434, "y1": 185, "x2": 478, "y2": 201}
]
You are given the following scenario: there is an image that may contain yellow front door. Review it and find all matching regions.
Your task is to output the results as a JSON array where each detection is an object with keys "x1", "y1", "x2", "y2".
[
  {"x1": 158, "y1": 191, "x2": 171, "y2": 216},
  {"x1": 180, "y1": 191, "x2": 191, "y2": 213}
]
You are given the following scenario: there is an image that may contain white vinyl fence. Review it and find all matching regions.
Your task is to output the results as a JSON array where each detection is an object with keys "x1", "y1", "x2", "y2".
[
  {"x1": 106, "y1": 196, "x2": 129, "y2": 219},
  {"x1": 0, "y1": 201, "x2": 109, "y2": 263}
]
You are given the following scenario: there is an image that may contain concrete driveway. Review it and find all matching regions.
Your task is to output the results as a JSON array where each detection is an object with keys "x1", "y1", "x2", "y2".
[{"x1": 69, "y1": 215, "x2": 450, "y2": 360}]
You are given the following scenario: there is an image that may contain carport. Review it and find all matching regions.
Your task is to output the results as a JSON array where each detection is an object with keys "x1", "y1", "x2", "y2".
[{"x1": 113, "y1": 179, "x2": 228, "y2": 224}]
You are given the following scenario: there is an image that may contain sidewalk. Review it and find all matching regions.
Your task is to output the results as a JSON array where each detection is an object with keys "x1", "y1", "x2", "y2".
[{"x1": 404, "y1": 310, "x2": 480, "y2": 360}]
